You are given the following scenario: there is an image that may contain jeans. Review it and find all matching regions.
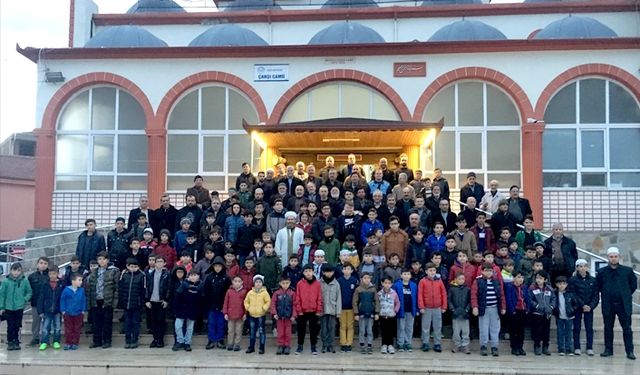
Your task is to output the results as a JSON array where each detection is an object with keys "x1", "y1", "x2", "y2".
[
  {"x1": 249, "y1": 316, "x2": 266, "y2": 350},
  {"x1": 379, "y1": 316, "x2": 397, "y2": 346},
  {"x1": 479, "y1": 305, "x2": 500, "y2": 348},
  {"x1": 91, "y1": 301, "x2": 113, "y2": 345},
  {"x1": 175, "y1": 318, "x2": 194, "y2": 345},
  {"x1": 603, "y1": 302, "x2": 634, "y2": 354},
  {"x1": 123, "y1": 308, "x2": 141, "y2": 344},
  {"x1": 573, "y1": 309, "x2": 593, "y2": 350},
  {"x1": 452, "y1": 318, "x2": 470, "y2": 348},
  {"x1": 396, "y1": 314, "x2": 415, "y2": 346},
  {"x1": 421, "y1": 308, "x2": 442, "y2": 345},
  {"x1": 320, "y1": 314, "x2": 337, "y2": 348},
  {"x1": 207, "y1": 310, "x2": 225, "y2": 342},
  {"x1": 5, "y1": 309, "x2": 23, "y2": 344},
  {"x1": 358, "y1": 317, "x2": 374, "y2": 345},
  {"x1": 556, "y1": 318, "x2": 574, "y2": 353},
  {"x1": 40, "y1": 313, "x2": 61, "y2": 344},
  {"x1": 149, "y1": 301, "x2": 166, "y2": 343},
  {"x1": 297, "y1": 312, "x2": 319, "y2": 346},
  {"x1": 339, "y1": 310, "x2": 354, "y2": 346}
]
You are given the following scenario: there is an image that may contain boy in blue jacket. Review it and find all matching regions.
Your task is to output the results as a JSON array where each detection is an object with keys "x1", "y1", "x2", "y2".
[
  {"x1": 394, "y1": 268, "x2": 418, "y2": 352},
  {"x1": 37, "y1": 266, "x2": 65, "y2": 350},
  {"x1": 338, "y1": 262, "x2": 358, "y2": 352},
  {"x1": 60, "y1": 274, "x2": 87, "y2": 350},
  {"x1": 505, "y1": 271, "x2": 530, "y2": 356}
]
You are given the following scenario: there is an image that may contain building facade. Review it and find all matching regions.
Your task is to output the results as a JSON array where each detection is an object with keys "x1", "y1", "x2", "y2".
[{"x1": 20, "y1": 0, "x2": 640, "y2": 231}]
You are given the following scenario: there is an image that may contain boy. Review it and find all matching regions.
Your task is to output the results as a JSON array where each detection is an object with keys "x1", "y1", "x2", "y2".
[
  {"x1": 430, "y1": 252, "x2": 449, "y2": 288},
  {"x1": 311, "y1": 249, "x2": 327, "y2": 280},
  {"x1": 554, "y1": 276, "x2": 578, "y2": 356},
  {"x1": 534, "y1": 241, "x2": 553, "y2": 274},
  {"x1": 0, "y1": 263, "x2": 32, "y2": 350},
  {"x1": 515, "y1": 215, "x2": 542, "y2": 254},
  {"x1": 63, "y1": 256, "x2": 85, "y2": 286},
  {"x1": 108, "y1": 217, "x2": 129, "y2": 272},
  {"x1": 363, "y1": 230, "x2": 385, "y2": 268},
  {"x1": 441, "y1": 235, "x2": 459, "y2": 272},
  {"x1": 406, "y1": 228, "x2": 429, "y2": 268},
  {"x1": 383, "y1": 253, "x2": 403, "y2": 283},
  {"x1": 319, "y1": 226, "x2": 341, "y2": 266},
  {"x1": 117, "y1": 258, "x2": 147, "y2": 349},
  {"x1": 294, "y1": 264, "x2": 323, "y2": 355},
  {"x1": 224, "y1": 249, "x2": 240, "y2": 278},
  {"x1": 127, "y1": 237, "x2": 148, "y2": 271},
  {"x1": 207, "y1": 226, "x2": 226, "y2": 259},
  {"x1": 353, "y1": 272, "x2": 380, "y2": 355},
  {"x1": 505, "y1": 271, "x2": 529, "y2": 356},
  {"x1": 237, "y1": 211, "x2": 261, "y2": 265},
  {"x1": 426, "y1": 222, "x2": 446, "y2": 253},
  {"x1": 194, "y1": 245, "x2": 215, "y2": 280},
  {"x1": 320, "y1": 264, "x2": 342, "y2": 353},
  {"x1": 181, "y1": 231, "x2": 199, "y2": 261},
  {"x1": 86, "y1": 251, "x2": 119, "y2": 349},
  {"x1": 297, "y1": 233, "x2": 317, "y2": 267},
  {"x1": 223, "y1": 275, "x2": 247, "y2": 352},
  {"x1": 507, "y1": 240, "x2": 522, "y2": 266},
  {"x1": 271, "y1": 275, "x2": 297, "y2": 355},
  {"x1": 341, "y1": 234, "x2": 360, "y2": 269},
  {"x1": 418, "y1": 262, "x2": 447, "y2": 352},
  {"x1": 174, "y1": 219, "x2": 193, "y2": 254},
  {"x1": 249, "y1": 237, "x2": 265, "y2": 263},
  {"x1": 393, "y1": 269, "x2": 418, "y2": 352},
  {"x1": 140, "y1": 228, "x2": 157, "y2": 257},
  {"x1": 28, "y1": 256, "x2": 50, "y2": 347},
  {"x1": 528, "y1": 270, "x2": 555, "y2": 356},
  {"x1": 451, "y1": 214, "x2": 477, "y2": 257},
  {"x1": 37, "y1": 265, "x2": 64, "y2": 350},
  {"x1": 470, "y1": 212, "x2": 494, "y2": 255},
  {"x1": 377, "y1": 276, "x2": 400, "y2": 354},
  {"x1": 471, "y1": 263, "x2": 506, "y2": 357},
  {"x1": 496, "y1": 227, "x2": 514, "y2": 251},
  {"x1": 528, "y1": 259, "x2": 545, "y2": 286},
  {"x1": 203, "y1": 256, "x2": 231, "y2": 349},
  {"x1": 449, "y1": 251, "x2": 476, "y2": 288},
  {"x1": 145, "y1": 256, "x2": 170, "y2": 348},
  {"x1": 381, "y1": 216, "x2": 409, "y2": 264},
  {"x1": 244, "y1": 274, "x2": 271, "y2": 354},
  {"x1": 410, "y1": 259, "x2": 425, "y2": 285},
  {"x1": 129, "y1": 212, "x2": 150, "y2": 241},
  {"x1": 60, "y1": 273, "x2": 86, "y2": 350},
  {"x1": 448, "y1": 272, "x2": 471, "y2": 354},
  {"x1": 476, "y1": 251, "x2": 504, "y2": 284},
  {"x1": 282, "y1": 255, "x2": 302, "y2": 290},
  {"x1": 519, "y1": 246, "x2": 537, "y2": 285},
  {"x1": 568, "y1": 258, "x2": 598, "y2": 356},
  {"x1": 338, "y1": 262, "x2": 358, "y2": 352},
  {"x1": 360, "y1": 208, "x2": 384, "y2": 246},
  {"x1": 173, "y1": 270, "x2": 202, "y2": 351},
  {"x1": 494, "y1": 244, "x2": 511, "y2": 269},
  {"x1": 239, "y1": 257, "x2": 257, "y2": 293},
  {"x1": 256, "y1": 242, "x2": 282, "y2": 293},
  {"x1": 155, "y1": 229, "x2": 177, "y2": 270}
]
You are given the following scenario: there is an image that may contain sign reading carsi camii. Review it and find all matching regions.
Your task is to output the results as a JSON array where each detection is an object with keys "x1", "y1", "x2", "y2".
[{"x1": 393, "y1": 62, "x2": 426, "y2": 77}]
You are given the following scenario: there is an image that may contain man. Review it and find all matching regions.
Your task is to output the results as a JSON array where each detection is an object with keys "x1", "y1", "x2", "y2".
[
  {"x1": 412, "y1": 195, "x2": 430, "y2": 229},
  {"x1": 371, "y1": 157, "x2": 396, "y2": 186},
  {"x1": 280, "y1": 165, "x2": 304, "y2": 196},
  {"x1": 461, "y1": 197, "x2": 478, "y2": 229},
  {"x1": 392, "y1": 173, "x2": 415, "y2": 202},
  {"x1": 200, "y1": 197, "x2": 227, "y2": 228},
  {"x1": 459, "y1": 172, "x2": 484, "y2": 212},
  {"x1": 427, "y1": 199, "x2": 456, "y2": 233},
  {"x1": 287, "y1": 185, "x2": 308, "y2": 213},
  {"x1": 425, "y1": 184, "x2": 443, "y2": 214},
  {"x1": 175, "y1": 194, "x2": 203, "y2": 234},
  {"x1": 76, "y1": 218, "x2": 106, "y2": 269},
  {"x1": 152, "y1": 194, "x2": 178, "y2": 237},
  {"x1": 597, "y1": 247, "x2": 637, "y2": 360},
  {"x1": 432, "y1": 168, "x2": 450, "y2": 201},
  {"x1": 305, "y1": 182, "x2": 320, "y2": 205},
  {"x1": 344, "y1": 172, "x2": 366, "y2": 193},
  {"x1": 368, "y1": 169, "x2": 391, "y2": 200},
  {"x1": 543, "y1": 223, "x2": 577, "y2": 283},
  {"x1": 319, "y1": 156, "x2": 336, "y2": 182},
  {"x1": 127, "y1": 195, "x2": 151, "y2": 232},
  {"x1": 187, "y1": 175, "x2": 211, "y2": 209},
  {"x1": 479, "y1": 180, "x2": 505, "y2": 214},
  {"x1": 324, "y1": 168, "x2": 343, "y2": 194},
  {"x1": 505, "y1": 185, "x2": 532, "y2": 225},
  {"x1": 271, "y1": 182, "x2": 290, "y2": 207},
  {"x1": 304, "y1": 164, "x2": 323, "y2": 191},
  {"x1": 394, "y1": 153, "x2": 414, "y2": 183},
  {"x1": 339, "y1": 153, "x2": 357, "y2": 182},
  {"x1": 275, "y1": 211, "x2": 305, "y2": 268},
  {"x1": 294, "y1": 161, "x2": 308, "y2": 181},
  {"x1": 235, "y1": 162, "x2": 258, "y2": 192},
  {"x1": 256, "y1": 170, "x2": 275, "y2": 204},
  {"x1": 247, "y1": 188, "x2": 270, "y2": 214},
  {"x1": 405, "y1": 211, "x2": 428, "y2": 237}
]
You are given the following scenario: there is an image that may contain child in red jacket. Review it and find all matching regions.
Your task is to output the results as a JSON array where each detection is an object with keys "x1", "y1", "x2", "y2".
[
  {"x1": 418, "y1": 262, "x2": 448, "y2": 353},
  {"x1": 294, "y1": 264, "x2": 323, "y2": 355},
  {"x1": 155, "y1": 229, "x2": 177, "y2": 270},
  {"x1": 449, "y1": 252, "x2": 477, "y2": 288},
  {"x1": 222, "y1": 276, "x2": 247, "y2": 351},
  {"x1": 271, "y1": 275, "x2": 297, "y2": 355}
]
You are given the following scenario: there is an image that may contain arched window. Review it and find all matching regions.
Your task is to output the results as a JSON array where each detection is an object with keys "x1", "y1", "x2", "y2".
[
  {"x1": 422, "y1": 81, "x2": 521, "y2": 189},
  {"x1": 166, "y1": 85, "x2": 259, "y2": 191},
  {"x1": 542, "y1": 78, "x2": 640, "y2": 188},
  {"x1": 56, "y1": 87, "x2": 148, "y2": 191},
  {"x1": 281, "y1": 82, "x2": 399, "y2": 122}
]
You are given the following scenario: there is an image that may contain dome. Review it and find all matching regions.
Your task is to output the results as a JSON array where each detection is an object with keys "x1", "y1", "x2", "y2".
[
  {"x1": 127, "y1": 0, "x2": 186, "y2": 13},
  {"x1": 84, "y1": 26, "x2": 168, "y2": 48},
  {"x1": 429, "y1": 20, "x2": 507, "y2": 42},
  {"x1": 421, "y1": 0, "x2": 482, "y2": 5},
  {"x1": 189, "y1": 24, "x2": 268, "y2": 47},
  {"x1": 322, "y1": 0, "x2": 379, "y2": 8},
  {"x1": 309, "y1": 22, "x2": 385, "y2": 45},
  {"x1": 534, "y1": 15, "x2": 618, "y2": 39},
  {"x1": 223, "y1": 0, "x2": 281, "y2": 11}
]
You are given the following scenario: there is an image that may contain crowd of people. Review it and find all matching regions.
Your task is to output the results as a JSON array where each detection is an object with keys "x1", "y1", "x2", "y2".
[{"x1": 0, "y1": 154, "x2": 636, "y2": 361}]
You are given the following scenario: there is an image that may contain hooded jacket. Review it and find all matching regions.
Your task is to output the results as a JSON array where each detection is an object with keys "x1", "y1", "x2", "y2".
[
  {"x1": 448, "y1": 280, "x2": 471, "y2": 319},
  {"x1": 37, "y1": 278, "x2": 65, "y2": 315},
  {"x1": 244, "y1": 286, "x2": 271, "y2": 318},
  {"x1": 117, "y1": 269, "x2": 146, "y2": 310},
  {"x1": 60, "y1": 286, "x2": 86, "y2": 316},
  {"x1": 85, "y1": 265, "x2": 120, "y2": 308},
  {"x1": 320, "y1": 275, "x2": 342, "y2": 316},
  {"x1": 169, "y1": 265, "x2": 187, "y2": 312},
  {"x1": 173, "y1": 279, "x2": 202, "y2": 320},
  {"x1": 0, "y1": 274, "x2": 32, "y2": 311},
  {"x1": 418, "y1": 276, "x2": 447, "y2": 310},
  {"x1": 202, "y1": 257, "x2": 231, "y2": 311},
  {"x1": 223, "y1": 286, "x2": 247, "y2": 320},
  {"x1": 393, "y1": 279, "x2": 418, "y2": 318}
]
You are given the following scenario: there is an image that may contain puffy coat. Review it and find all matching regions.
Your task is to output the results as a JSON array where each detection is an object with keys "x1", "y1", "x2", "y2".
[
  {"x1": 173, "y1": 280, "x2": 202, "y2": 320},
  {"x1": 0, "y1": 274, "x2": 32, "y2": 311},
  {"x1": 568, "y1": 272, "x2": 599, "y2": 310},
  {"x1": 320, "y1": 277, "x2": 342, "y2": 316},
  {"x1": 37, "y1": 279, "x2": 65, "y2": 315},
  {"x1": 256, "y1": 254, "x2": 282, "y2": 292},
  {"x1": 117, "y1": 270, "x2": 147, "y2": 310},
  {"x1": 295, "y1": 277, "x2": 323, "y2": 315},
  {"x1": 202, "y1": 266, "x2": 231, "y2": 312},
  {"x1": 223, "y1": 287, "x2": 247, "y2": 320},
  {"x1": 352, "y1": 283, "x2": 380, "y2": 317},
  {"x1": 447, "y1": 281, "x2": 471, "y2": 319},
  {"x1": 405, "y1": 239, "x2": 430, "y2": 268},
  {"x1": 28, "y1": 270, "x2": 49, "y2": 306},
  {"x1": 418, "y1": 276, "x2": 447, "y2": 310},
  {"x1": 85, "y1": 265, "x2": 120, "y2": 308},
  {"x1": 505, "y1": 282, "x2": 530, "y2": 314},
  {"x1": 146, "y1": 268, "x2": 171, "y2": 302},
  {"x1": 60, "y1": 286, "x2": 86, "y2": 316},
  {"x1": 449, "y1": 261, "x2": 477, "y2": 288},
  {"x1": 76, "y1": 230, "x2": 106, "y2": 268},
  {"x1": 471, "y1": 277, "x2": 506, "y2": 316},
  {"x1": 270, "y1": 287, "x2": 297, "y2": 319},
  {"x1": 528, "y1": 283, "x2": 555, "y2": 317},
  {"x1": 377, "y1": 288, "x2": 400, "y2": 318},
  {"x1": 154, "y1": 242, "x2": 177, "y2": 270},
  {"x1": 554, "y1": 290, "x2": 579, "y2": 319},
  {"x1": 360, "y1": 219, "x2": 384, "y2": 245},
  {"x1": 393, "y1": 279, "x2": 418, "y2": 318},
  {"x1": 244, "y1": 287, "x2": 271, "y2": 318},
  {"x1": 224, "y1": 214, "x2": 244, "y2": 244}
]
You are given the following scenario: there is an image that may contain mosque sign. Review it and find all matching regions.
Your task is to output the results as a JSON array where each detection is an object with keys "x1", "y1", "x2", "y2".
[{"x1": 254, "y1": 64, "x2": 289, "y2": 82}]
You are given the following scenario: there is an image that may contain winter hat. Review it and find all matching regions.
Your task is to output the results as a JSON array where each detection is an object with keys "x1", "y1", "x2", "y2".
[
  {"x1": 339, "y1": 249, "x2": 351, "y2": 257},
  {"x1": 253, "y1": 274, "x2": 265, "y2": 284},
  {"x1": 212, "y1": 256, "x2": 225, "y2": 266},
  {"x1": 533, "y1": 241, "x2": 545, "y2": 248},
  {"x1": 575, "y1": 259, "x2": 588, "y2": 267}
]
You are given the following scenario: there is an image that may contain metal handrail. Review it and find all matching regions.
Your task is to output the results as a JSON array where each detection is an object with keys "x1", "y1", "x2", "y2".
[{"x1": 0, "y1": 224, "x2": 113, "y2": 247}]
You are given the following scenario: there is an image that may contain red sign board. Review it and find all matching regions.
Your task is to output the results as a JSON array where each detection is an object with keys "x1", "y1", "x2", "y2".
[{"x1": 393, "y1": 62, "x2": 426, "y2": 77}]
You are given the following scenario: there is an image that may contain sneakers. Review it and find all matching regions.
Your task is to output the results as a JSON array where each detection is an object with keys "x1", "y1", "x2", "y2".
[
  {"x1": 387, "y1": 345, "x2": 395, "y2": 355},
  {"x1": 360, "y1": 345, "x2": 366, "y2": 354},
  {"x1": 102, "y1": 342, "x2": 111, "y2": 349},
  {"x1": 130, "y1": 342, "x2": 139, "y2": 349},
  {"x1": 491, "y1": 347, "x2": 499, "y2": 357},
  {"x1": 367, "y1": 345, "x2": 373, "y2": 355},
  {"x1": 574, "y1": 349, "x2": 582, "y2": 356},
  {"x1": 53, "y1": 342, "x2": 61, "y2": 350},
  {"x1": 29, "y1": 339, "x2": 40, "y2": 347},
  {"x1": 328, "y1": 346, "x2": 336, "y2": 353},
  {"x1": 587, "y1": 349, "x2": 594, "y2": 356},
  {"x1": 421, "y1": 343, "x2": 430, "y2": 352},
  {"x1": 184, "y1": 345, "x2": 192, "y2": 352},
  {"x1": 480, "y1": 346, "x2": 488, "y2": 356},
  {"x1": 258, "y1": 346, "x2": 265, "y2": 355},
  {"x1": 233, "y1": 345, "x2": 241, "y2": 351},
  {"x1": 534, "y1": 346, "x2": 542, "y2": 356},
  {"x1": 627, "y1": 353, "x2": 636, "y2": 360},
  {"x1": 70, "y1": 345, "x2": 79, "y2": 350},
  {"x1": 276, "y1": 346, "x2": 284, "y2": 355},
  {"x1": 172, "y1": 343, "x2": 183, "y2": 351},
  {"x1": 600, "y1": 351, "x2": 613, "y2": 357},
  {"x1": 39, "y1": 343, "x2": 48, "y2": 351},
  {"x1": 433, "y1": 344, "x2": 442, "y2": 353},
  {"x1": 283, "y1": 346, "x2": 290, "y2": 355},
  {"x1": 311, "y1": 346, "x2": 319, "y2": 355},
  {"x1": 63, "y1": 344, "x2": 72, "y2": 351},
  {"x1": 206, "y1": 341, "x2": 216, "y2": 350},
  {"x1": 397, "y1": 344, "x2": 404, "y2": 353},
  {"x1": 463, "y1": 346, "x2": 471, "y2": 354},
  {"x1": 452, "y1": 346, "x2": 459, "y2": 353},
  {"x1": 246, "y1": 347, "x2": 255, "y2": 354},
  {"x1": 381, "y1": 345, "x2": 388, "y2": 354},
  {"x1": 542, "y1": 346, "x2": 551, "y2": 356},
  {"x1": 559, "y1": 352, "x2": 565, "y2": 356},
  {"x1": 90, "y1": 343, "x2": 102, "y2": 349},
  {"x1": 295, "y1": 345, "x2": 303, "y2": 355},
  {"x1": 519, "y1": 349, "x2": 526, "y2": 356},
  {"x1": 405, "y1": 344, "x2": 413, "y2": 352},
  {"x1": 227, "y1": 345, "x2": 234, "y2": 351}
]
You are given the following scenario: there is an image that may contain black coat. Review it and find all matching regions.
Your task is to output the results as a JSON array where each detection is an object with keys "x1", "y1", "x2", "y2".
[
  {"x1": 554, "y1": 290, "x2": 579, "y2": 319},
  {"x1": 117, "y1": 270, "x2": 146, "y2": 310},
  {"x1": 202, "y1": 268, "x2": 231, "y2": 311},
  {"x1": 173, "y1": 280, "x2": 202, "y2": 320},
  {"x1": 428, "y1": 211, "x2": 457, "y2": 233},
  {"x1": 107, "y1": 229, "x2": 130, "y2": 268},
  {"x1": 75, "y1": 231, "x2": 106, "y2": 269},
  {"x1": 596, "y1": 264, "x2": 638, "y2": 316},
  {"x1": 448, "y1": 284, "x2": 471, "y2": 319},
  {"x1": 460, "y1": 183, "x2": 485, "y2": 212},
  {"x1": 152, "y1": 205, "x2": 178, "y2": 238},
  {"x1": 279, "y1": 176, "x2": 304, "y2": 196},
  {"x1": 543, "y1": 236, "x2": 578, "y2": 277},
  {"x1": 431, "y1": 177, "x2": 450, "y2": 200},
  {"x1": 506, "y1": 197, "x2": 532, "y2": 225},
  {"x1": 175, "y1": 205, "x2": 204, "y2": 234},
  {"x1": 28, "y1": 270, "x2": 50, "y2": 306},
  {"x1": 490, "y1": 211, "x2": 517, "y2": 239},
  {"x1": 568, "y1": 273, "x2": 599, "y2": 310},
  {"x1": 145, "y1": 268, "x2": 170, "y2": 302},
  {"x1": 36, "y1": 279, "x2": 65, "y2": 315}
]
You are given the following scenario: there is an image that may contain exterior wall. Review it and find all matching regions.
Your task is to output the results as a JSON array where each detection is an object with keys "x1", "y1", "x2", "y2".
[
  {"x1": 52, "y1": 192, "x2": 144, "y2": 229},
  {"x1": 0, "y1": 180, "x2": 35, "y2": 240}
]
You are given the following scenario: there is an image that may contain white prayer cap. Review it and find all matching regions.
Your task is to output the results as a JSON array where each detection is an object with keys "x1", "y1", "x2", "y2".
[
  {"x1": 575, "y1": 259, "x2": 588, "y2": 267},
  {"x1": 284, "y1": 211, "x2": 297, "y2": 219},
  {"x1": 606, "y1": 247, "x2": 620, "y2": 255}
]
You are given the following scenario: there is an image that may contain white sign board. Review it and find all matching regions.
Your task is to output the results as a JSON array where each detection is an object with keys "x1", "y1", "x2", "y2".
[{"x1": 254, "y1": 64, "x2": 289, "y2": 82}]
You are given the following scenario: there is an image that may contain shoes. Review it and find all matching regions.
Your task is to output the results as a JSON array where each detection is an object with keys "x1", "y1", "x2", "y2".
[
  {"x1": 627, "y1": 353, "x2": 636, "y2": 360},
  {"x1": 90, "y1": 343, "x2": 102, "y2": 349},
  {"x1": 559, "y1": 352, "x2": 565, "y2": 356},
  {"x1": 283, "y1": 346, "x2": 290, "y2": 355},
  {"x1": 39, "y1": 343, "x2": 48, "y2": 351},
  {"x1": 534, "y1": 346, "x2": 542, "y2": 356},
  {"x1": 587, "y1": 349, "x2": 594, "y2": 356},
  {"x1": 600, "y1": 351, "x2": 613, "y2": 357},
  {"x1": 102, "y1": 342, "x2": 111, "y2": 349},
  {"x1": 421, "y1": 343, "x2": 430, "y2": 352},
  {"x1": 492, "y1": 347, "x2": 499, "y2": 357},
  {"x1": 276, "y1": 346, "x2": 284, "y2": 355},
  {"x1": 433, "y1": 344, "x2": 442, "y2": 353},
  {"x1": 480, "y1": 345, "x2": 488, "y2": 356},
  {"x1": 172, "y1": 343, "x2": 183, "y2": 351},
  {"x1": 519, "y1": 349, "x2": 526, "y2": 356},
  {"x1": 227, "y1": 345, "x2": 234, "y2": 351},
  {"x1": 542, "y1": 347, "x2": 551, "y2": 356},
  {"x1": 295, "y1": 345, "x2": 303, "y2": 355},
  {"x1": 216, "y1": 341, "x2": 226, "y2": 349},
  {"x1": 259, "y1": 346, "x2": 265, "y2": 355},
  {"x1": 511, "y1": 349, "x2": 519, "y2": 356},
  {"x1": 321, "y1": 346, "x2": 326, "y2": 354},
  {"x1": 568, "y1": 351, "x2": 574, "y2": 356},
  {"x1": 246, "y1": 347, "x2": 255, "y2": 354},
  {"x1": 150, "y1": 340, "x2": 158, "y2": 348},
  {"x1": 367, "y1": 345, "x2": 373, "y2": 355},
  {"x1": 53, "y1": 342, "x2": 61, "y2": 350},
  {"x1": 311, "y1": 346, "x2": 319, "y2": 355},
  {"x1": 341, "y1": 345, "x2": 347, "y2": 352},
  {"x1": 156, "y1": 341, "x2": 165, "y2": 348},
  {"x1": 463, "y1": 346, "x2": 471, "y2": 354},
  {"x1": 360, "y1": 345, "x2": 366, "y2": 354},
  {"x1": 381, "y1": 345, "x2": 388, "y2": 354},
  {"x1": 406, "y1": 344, "x2": 413, "y2": 352},
  {"x1": 70, "y1": 345, "x2": 79, "y2": 350},
  {"x1": 329, "y1": 346, "x2": 336, "y2": 353},
  {"x1": 124, "y1": 343, "x2": 132, "y2": 349},
  {"x1": 233, "y1": 345, "x2": 240, "y2": 351},
  {"x1": 347, "y1": 345, "x2": 353, "y2": 352},
  {"x1": 397, "y1": 344, "x2": 404, "y2": 353},
  {"x1": 63, "y1": 344, "x2": 72, "y2": 351},
  {"x1": 206, "y1": 341, "x2": 216, "y2": 350},
  {"x1": 388, "y1": 345, "x2": 395, "y2": 354},
  {"x1": 184, "y1": 345, "x2": 192, "y2": 352},
  {"x1": 130, "y1": 342, "x2": 139, "y2": 349},
  {"x1": 29, "y1": 339, "x2": 39, "y2": 347},
  {"x1": 574, "y1": 349, "x2": 582, "y2": 356}
]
